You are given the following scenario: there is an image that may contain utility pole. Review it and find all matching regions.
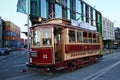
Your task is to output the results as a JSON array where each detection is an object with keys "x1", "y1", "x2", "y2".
[{"x1": 26, "y1": 0, "x2": 30, "y2": 62}]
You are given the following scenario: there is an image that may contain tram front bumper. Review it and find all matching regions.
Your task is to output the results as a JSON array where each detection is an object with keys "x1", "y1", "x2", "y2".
[{"x1": 26, "y1": 62, "x2": 54, "y2": 69}]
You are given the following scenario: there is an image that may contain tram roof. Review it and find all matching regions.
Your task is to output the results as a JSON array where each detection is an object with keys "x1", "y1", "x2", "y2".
[{"x1": 31, "y1": 18, "x2": 100, "y2": 34}]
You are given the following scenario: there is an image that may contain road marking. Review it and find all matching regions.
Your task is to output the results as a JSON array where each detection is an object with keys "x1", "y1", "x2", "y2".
[
  {"x1": 84, "y1": 60, "x2": 120, "y2": 80},
  {"x1": 14, "y1": 64, "x2": 26, "y2": 67}
]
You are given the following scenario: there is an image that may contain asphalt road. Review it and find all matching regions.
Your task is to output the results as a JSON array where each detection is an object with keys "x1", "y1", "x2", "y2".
[
  {"x1": 0, "y1": 50, "x2": 120, "y2": 80},
  {"x1": 0, "y1": 50, "x2": 28, "y2": 80}
]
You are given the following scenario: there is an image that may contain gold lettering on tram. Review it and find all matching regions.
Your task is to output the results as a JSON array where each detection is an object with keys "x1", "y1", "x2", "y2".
[
  {"x1": 65, "y1": 51, "x2": 100, "y2": 60},
  {"x1": 70, "y1": 52, "x2": 86, "y2": 57}
]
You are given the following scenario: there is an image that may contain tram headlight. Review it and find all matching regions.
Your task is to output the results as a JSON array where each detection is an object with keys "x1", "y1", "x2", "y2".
[{"x1": 30, "y1": 52, "x2": 37, "y2": 57}]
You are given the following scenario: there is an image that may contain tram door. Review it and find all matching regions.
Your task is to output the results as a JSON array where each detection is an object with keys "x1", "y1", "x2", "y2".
[{"x1": 54, "y1": 27, "x2": 63, "y2": 62}]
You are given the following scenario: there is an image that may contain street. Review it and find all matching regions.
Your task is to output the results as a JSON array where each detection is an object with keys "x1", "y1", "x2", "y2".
[{"x1": 0, "y1": 50, "x2": 120, "y2": 80}]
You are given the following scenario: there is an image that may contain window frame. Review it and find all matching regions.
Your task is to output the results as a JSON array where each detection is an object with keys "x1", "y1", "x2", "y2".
[{"x1": 69, "y1": 30, "x2": 76, "y2": 43}]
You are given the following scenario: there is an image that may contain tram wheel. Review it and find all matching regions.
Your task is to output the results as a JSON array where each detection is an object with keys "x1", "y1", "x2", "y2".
[{"x1": 67, "y1": 61, "x2": 77, "y2": 71}]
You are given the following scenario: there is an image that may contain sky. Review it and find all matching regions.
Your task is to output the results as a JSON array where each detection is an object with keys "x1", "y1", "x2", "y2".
[{"x1": 0, "y1": 0, "x2": 120, "y2": 39}]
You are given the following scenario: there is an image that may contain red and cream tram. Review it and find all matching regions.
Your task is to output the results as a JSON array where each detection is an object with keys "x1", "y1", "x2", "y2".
[{"x1": 27, "y1": 18, "x2": 102, "y2": 72}]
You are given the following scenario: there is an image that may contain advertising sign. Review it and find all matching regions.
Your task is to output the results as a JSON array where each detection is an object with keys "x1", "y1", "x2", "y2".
[{"x1": 71, "y1": 19, "x2": 97, "y2": 31}]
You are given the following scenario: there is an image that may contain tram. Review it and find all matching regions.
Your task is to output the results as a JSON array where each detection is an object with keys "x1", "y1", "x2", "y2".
[{"x1": 26, "y1": 18, "x2": 102, "y2": 72}]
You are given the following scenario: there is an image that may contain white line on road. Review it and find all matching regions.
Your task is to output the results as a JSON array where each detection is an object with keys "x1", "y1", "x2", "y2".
[{"x1": 84, "y1": 60, "x2": 120, "y2": 80}]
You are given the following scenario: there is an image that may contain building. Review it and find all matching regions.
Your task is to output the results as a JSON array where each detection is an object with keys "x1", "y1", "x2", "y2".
[
  {"x1": 0, "y1": 17, "x2": 25, "y2": 49},
  {"x1": 102, "y1": 16, "x2": 115, "y2": 49},
  {"x1": 4, "y1": 21, "x2": 23, "y2": 48},
  {"x1": 0, "y1": 17, "x2": 2, "y2": 47},
  {"x1": 0, "y1": 17, "x2": 5, "y2": 47},
  {"x1": 114, "y1": 27, "x2": 120, "y2": 49},
  {"x1": 29, "y1": 0, "x2": 102, "y2": 34}
]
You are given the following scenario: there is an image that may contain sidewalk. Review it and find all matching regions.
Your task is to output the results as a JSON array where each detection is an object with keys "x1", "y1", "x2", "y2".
[{"x1": 102, "y1": 49, "x2": 120, "y2": 55}]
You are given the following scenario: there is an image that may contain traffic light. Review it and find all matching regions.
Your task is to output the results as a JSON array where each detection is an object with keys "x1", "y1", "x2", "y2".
[{"x1": 29, "y1": 15, "x2": 44, "y2": 25}]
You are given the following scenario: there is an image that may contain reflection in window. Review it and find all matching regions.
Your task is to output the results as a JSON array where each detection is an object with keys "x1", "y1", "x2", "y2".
[
  {"x1": 33, "y1": 30, "x2": 40, "y2": 46},
  {"x1": 69, "y1": 30, "x2": 75, "y2": 42},
  {"x1": 42, "y1": 28, "x2": 52, "y2": 45}
]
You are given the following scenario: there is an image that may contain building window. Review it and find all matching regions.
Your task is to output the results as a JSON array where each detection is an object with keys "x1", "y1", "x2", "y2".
[
  {"x1": 76, "y1": 0, "x2": 81, "y2": 13},
  {"x1": 49, "y1": 3, "x2": 55, "y2": 18},
  {"x1": 93, "y1": 10, "x2": 96, "y2": 26},
  {"x1": 63, "y1": 8, "x2": 68, "y2": 19},
  {"x1": 90, "y1": 8, "x2": 93, "y2": 25},
  {"x1": 75, "y1": 0, "x2": 82, "y2": 20},
  {"x1": 55, "y1": 4, "x2": 62, "y2": 18},
  {"x1": 67, "y1": 0, "x2": 70, "y2": 8},
  {"x1": 85, "y1": 5, "x2": 89, "y2": 23},
  {"x1": 83, "y1": 3, "x2": 86, "y2": 22},
  {"x1": 70, "y1": 0, "x2": 76, "y2": 19},
  {"x1": 41, "y1": 0, "x2": 47, "y2": 18},
  {"x1": 67, "y1": 9, "x2": 70, "y2": 20},
  {"x1": 30, "y1": 0, "x2": 38, "y2": 16}
]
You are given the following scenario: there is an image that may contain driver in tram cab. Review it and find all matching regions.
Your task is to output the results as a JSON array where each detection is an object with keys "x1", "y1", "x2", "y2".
[{"x1": 43, "y1": 38, "x2": 50, "y2": 45}]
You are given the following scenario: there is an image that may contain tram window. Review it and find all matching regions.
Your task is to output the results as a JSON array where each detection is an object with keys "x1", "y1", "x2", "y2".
[
  {"x1": 88, "y1": 38, "x2": 92, "y2": 43},
  {"x1": 33, "y1": 30, "x2": 40, "y2": 46},
  {"x1": 42, "y1": 28, "x2": 52, "y2": 45},
  {"x1": 93, "y1": 39, "x2": 96, "y2": 43},
  {"x1": 58, "y1": 34, "x2": 62, "y2": 43},
  {"x1": 54, "y1": 27, "x2": 62, "y2": 43},
  {"x1": 83, "y1": 32, "x2": 87, "y2": 43},
  {"x1": 93, "y1": 34, "x2": 96, "y2": 43},
  {"x1": 77, "y1": 32, "x2": 82, "y2": 42},
  {"x1": 83, "y1": 37, "x2": 87, "y2": 43},
  {"x1": 96, "y1": 35, "x2": 100, "y2": 43},
  {"x1": 93, "y1": 34, "x2": 96, "y2": 38},
  {"x1": 88, "y1": 33, "x2": 92, "y2": 43},
  {"x1": 43, "y1": 38, "x2": 51, "y2": 45},
  {"x1": 69, "y1": 30, "x2": 75, "y2": 42}
]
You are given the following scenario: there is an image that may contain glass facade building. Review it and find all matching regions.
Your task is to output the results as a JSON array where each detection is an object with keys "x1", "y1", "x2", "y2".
[{"x1": 30, "y1": 0, "x2": 102, "y2": 34}]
